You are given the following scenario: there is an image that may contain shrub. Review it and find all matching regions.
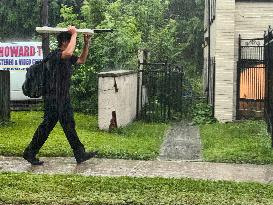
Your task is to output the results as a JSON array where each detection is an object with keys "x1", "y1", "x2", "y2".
[{"x1": 192, "y1": 101, "x2": 216, "y2": 125}]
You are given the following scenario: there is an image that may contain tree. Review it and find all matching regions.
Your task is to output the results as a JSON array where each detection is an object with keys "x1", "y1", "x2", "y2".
[
  {"x1": 167, "y1": 0, "x2": 204, "y2": 76},
  {"x1": 0, "y1": 0, "x2": 83, "y2": 40},
  {"x1": 0, "y1": 0, "x2": 40, "y2": 40},
  {"x1": 0, "y1": 0, "x2": 205, "y2": 113}
]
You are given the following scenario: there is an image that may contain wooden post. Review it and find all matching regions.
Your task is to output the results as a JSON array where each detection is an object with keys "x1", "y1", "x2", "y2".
[
  {"x1": 0, "y1": 71, "x2": 10, "y2": 122},
  {"x1": 41, "y1": 0, "x2": 49, "y2": 57}
]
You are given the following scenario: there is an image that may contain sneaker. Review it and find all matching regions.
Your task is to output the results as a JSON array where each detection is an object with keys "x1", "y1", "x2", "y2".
[
  {"x1": 76, "y1": 151, "x2": 98, "y2": 164},
  {"x1": 23, "y1": 150, "x2": 44, "y2": 166}
]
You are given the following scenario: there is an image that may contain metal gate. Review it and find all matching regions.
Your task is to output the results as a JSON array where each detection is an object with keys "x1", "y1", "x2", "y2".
[
  {"x1": 137, "y1": 62, "x2": 189, "y2": 122},
  {"x1": 236, "y1": 36, "x2": 265, "y2": 119}
]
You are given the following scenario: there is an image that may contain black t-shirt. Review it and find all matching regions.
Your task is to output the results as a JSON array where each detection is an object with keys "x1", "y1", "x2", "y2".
[{"x1": 44, "y1": 49, "x2": 78, "y2": 100}]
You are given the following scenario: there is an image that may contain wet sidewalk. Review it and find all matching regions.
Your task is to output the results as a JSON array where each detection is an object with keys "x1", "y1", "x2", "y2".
[{"x1": 1, "y1": 156, "x2": 273, "y2": 184}]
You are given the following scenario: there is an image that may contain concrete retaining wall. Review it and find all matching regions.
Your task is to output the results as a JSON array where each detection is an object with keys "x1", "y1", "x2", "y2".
[{"x1": 98, "y1": 70, "x2": 138, "y2": 130}]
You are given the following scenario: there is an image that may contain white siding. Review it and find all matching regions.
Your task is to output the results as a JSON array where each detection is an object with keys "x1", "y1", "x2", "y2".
[
  {"x1": 203, "y1": 0, "x2": 273, "y2": 122},
  {"x1": 214, "y1": 0, "x2": 236, "y2": 122},
  {"x1": 235, "y1": 2, "x2": 273, "y2": 61}
]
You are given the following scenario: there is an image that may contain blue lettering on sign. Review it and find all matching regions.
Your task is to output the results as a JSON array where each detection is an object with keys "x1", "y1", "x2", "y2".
[
  {"x1": 19, "y1": 59, "x2": 31, "y2": 65},
  {"x1": 32, "y1": 59, "x2": 42, "y2": 64},
  {"x1": 0, "y1": 59, "x2": 14, "y2": 65}
]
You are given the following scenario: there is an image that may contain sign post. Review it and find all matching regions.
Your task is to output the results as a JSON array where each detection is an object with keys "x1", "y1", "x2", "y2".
[{"x1": 41, "y1": 0, "x2": 49, "y2": 57}]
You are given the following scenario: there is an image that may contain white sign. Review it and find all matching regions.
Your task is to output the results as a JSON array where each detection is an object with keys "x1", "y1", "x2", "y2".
[
  {"x1": 0, "y1": 42, "x2": 43, "y2": 101},
  {"x1": 0, "y1": 42, "x2": 43, "y2": 71}
]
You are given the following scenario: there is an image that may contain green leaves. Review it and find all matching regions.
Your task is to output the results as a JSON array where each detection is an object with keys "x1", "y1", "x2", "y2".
[
  {"x1": 1, "y1": 173, "x2": 273, "y2": 204},
  {"x1": 192, "y1": 101, "x2": 216, "y2": 125},
  {"x1": 59, "y1": 5, "x2": 81, "y2": 27},
  {"x1": 0, "y1": 0, "x2": 205, "y2": 114}
]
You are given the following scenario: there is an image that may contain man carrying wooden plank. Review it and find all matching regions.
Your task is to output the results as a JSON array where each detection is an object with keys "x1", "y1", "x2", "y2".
[{"x1": 23, "y1": 26, "x2": 98, "y2": 165}]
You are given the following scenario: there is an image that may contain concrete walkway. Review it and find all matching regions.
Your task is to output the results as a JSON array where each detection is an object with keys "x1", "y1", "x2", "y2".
[
  {"x1": 159, "y1": 122, "x2": 202, "y2": 161},
  {"x1": 1, "y1": 156, "x2": 273, "y2": 184}
]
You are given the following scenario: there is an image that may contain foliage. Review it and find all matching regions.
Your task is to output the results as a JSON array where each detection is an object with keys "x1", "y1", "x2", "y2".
[
  {"x1": 167, "y1": 0, "x2": 204, "y2": 76},
  {"x1": 70, "y1": 64, "x2": 98, "y2": 114},
  {"x1": 1, "y1": 0, "x2": 205, "y2": 114},
  {"x1": 0, "y1": 111, "x2": 168, "y2": 160},
  {"x1": 0, "y1": 0, "x2": 40, "y2": 40},
  {"x1": 192, "y1": 100, "x2": 216, "y2": 125},
  {"x1": 0, "y1": 0, "x2": 82, "y2": 41},
  {"x1": 200, "y1": 120, "x2": 273, "y2": 164},
  {"x1": 2, "y1": 173, "x2": 273, "y2": 204}
]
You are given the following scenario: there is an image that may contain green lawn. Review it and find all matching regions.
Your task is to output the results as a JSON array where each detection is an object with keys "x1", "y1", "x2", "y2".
[
  {"x1": 0, "y1": 111, "x2": 168, "y2": 160},
  {"x1": 2, "y1": 112, "x2": 273, "y2": 164},
  {"x1": 200, "y1": 120, "x2": 273, "y2": 164},
  {"x1": 1, "y1": 172, "x2": 273, "y2": 205}
]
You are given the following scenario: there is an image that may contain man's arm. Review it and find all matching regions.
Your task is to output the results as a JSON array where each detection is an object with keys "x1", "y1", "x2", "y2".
[
  {"x1": 61, "y1": 26, "x2": 77, "y2": 59},
  {"x1": 77, "y1": 34, "x2": 91, "y2": 64}
]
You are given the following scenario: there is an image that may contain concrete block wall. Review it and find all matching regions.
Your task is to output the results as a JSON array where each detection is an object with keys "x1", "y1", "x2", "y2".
[{"x1": 98, "y1": 70, "x2": 138, "y2": 130}]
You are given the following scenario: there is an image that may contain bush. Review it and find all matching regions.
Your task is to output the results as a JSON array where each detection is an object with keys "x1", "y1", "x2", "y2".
[{"x1": 192, "y1": 101, "x2": 216, "y2": 125}]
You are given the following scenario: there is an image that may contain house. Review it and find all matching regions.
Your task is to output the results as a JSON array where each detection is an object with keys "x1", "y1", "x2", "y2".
[{"x1": 203, "y1": 0, "x2": 273, "y2": 122}]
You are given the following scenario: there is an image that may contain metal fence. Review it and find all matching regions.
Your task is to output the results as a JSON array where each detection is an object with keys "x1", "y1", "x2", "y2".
[
  {"x1": 264, "y1": 28, "x2": 273, "y2": 147},
  {"x1": 236, "y1": 36, "x2": 265, "y2": 120},
  {"x1": 137, "y1": 62, "x2": 189, "y2": 122}
]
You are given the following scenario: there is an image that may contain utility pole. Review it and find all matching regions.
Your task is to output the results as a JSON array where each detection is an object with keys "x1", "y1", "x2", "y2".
[{"x1": 41, "y1": 0, "x2": 49, "y2": 57}]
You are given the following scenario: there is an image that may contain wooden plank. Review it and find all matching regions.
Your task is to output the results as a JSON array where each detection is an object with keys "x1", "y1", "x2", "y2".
[{"x1": 36, "y1": 26, "x2": 113, "y2": 34}]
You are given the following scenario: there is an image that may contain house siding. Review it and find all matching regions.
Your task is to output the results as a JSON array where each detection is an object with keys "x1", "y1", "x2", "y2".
[
  {"x1": 235, "y1": 2, "x2": 273, "y2": 60},
  {"x1": 204, "y1": 0, "x2": 273, "y2": 122},
  {"x1": 214, "y1": 0, "x2": 236, "y2": 122}
]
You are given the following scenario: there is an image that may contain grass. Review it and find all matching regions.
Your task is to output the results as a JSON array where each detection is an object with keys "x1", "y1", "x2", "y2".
[
  {"x1": 2, "y1": 112, "x2": 273, "y2": 164},
  {"x1": 0, "y1": 111, "x2": 168, "y2": 160},
  {"x1": 200, "y1": 120, "x2": 273, "y2": 164},
  {"x1": 1, "y1": 172, "x2": 273, "y2": 205}
]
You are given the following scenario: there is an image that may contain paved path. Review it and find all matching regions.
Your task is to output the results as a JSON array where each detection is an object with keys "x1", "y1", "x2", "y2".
[
  {"x1": 1, "y1": 156, "x2": 273, "y2": 184},
  {"x1": 159, "y1": 122, "x2": 201, "y2": 161}
]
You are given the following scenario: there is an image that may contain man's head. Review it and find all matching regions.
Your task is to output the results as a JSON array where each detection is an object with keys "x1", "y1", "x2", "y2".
[{"x1": 57, "y1": 31, "x2": 72, "y2": 48}]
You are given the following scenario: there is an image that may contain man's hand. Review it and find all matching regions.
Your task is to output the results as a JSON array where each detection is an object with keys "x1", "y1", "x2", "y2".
[
  {"x1": 77, "y1": 34, "x2": 91, "y2": 64},
  {"x1": 83, "y1": 34, "x2": 91, "y2": 45},
  {"x1": 68, "y1": 26, "x2": 77, "y2": 36}
]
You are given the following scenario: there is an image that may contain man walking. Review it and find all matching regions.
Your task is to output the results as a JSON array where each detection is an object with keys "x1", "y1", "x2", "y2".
[{"x1": 23, "y1": 26, "x2": 97, "y2": 165}]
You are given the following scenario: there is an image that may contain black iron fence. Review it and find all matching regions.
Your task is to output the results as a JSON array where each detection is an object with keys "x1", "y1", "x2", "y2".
[
  {"x1": 236, "y1": 36, "x2": 265, "y2": 120},
  {"x1": 137, "y1": 62, "x2": 190, "y2": 122},
  {"x1": 264, "y1": 28, "x2": 273, "y2": 147}
]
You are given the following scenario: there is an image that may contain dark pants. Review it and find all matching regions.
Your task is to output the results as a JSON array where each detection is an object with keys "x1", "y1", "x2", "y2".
[{"x1": 25, "y1": 97, "x2": 85, "y2": 157}]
